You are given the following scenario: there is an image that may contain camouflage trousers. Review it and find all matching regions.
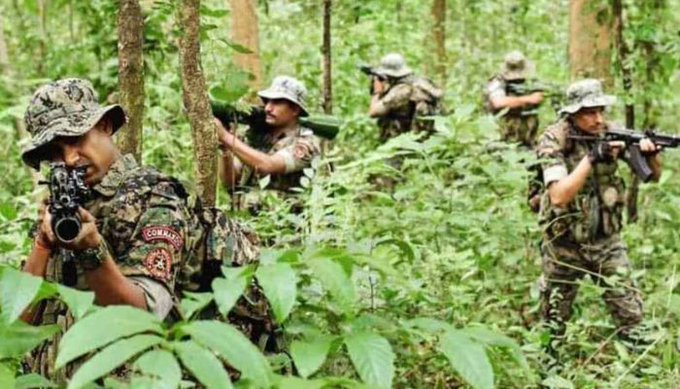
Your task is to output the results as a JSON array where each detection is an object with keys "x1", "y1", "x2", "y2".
[
  {"x1": 540, "y1": 234, "x2": 643, "y2": 338},
  {"x1": 500, "y1": 115, "x2": 539, "y2": 148}
]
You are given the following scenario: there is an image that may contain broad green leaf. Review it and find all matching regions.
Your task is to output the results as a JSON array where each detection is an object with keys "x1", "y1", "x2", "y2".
[
  {"x1": 182, "y1": 321, "x2": 271, "y2": 387},
  {"x1": 256, "y1": 263, "x2": 297, "y2": 323},
  {"x1": 180, "y1": 292, "x2": 214, "y2": 319},
  {"x1": 56, "y1": 306, "x2": 162, "y2": 369},
  {"x1": 68, "y1": 334, "x2": 163, "y2": 389},
  {"x1": 174, "y1": 341, "x2": 233, "y2": 389},
  {"x1": 440, "y1": 330, "x2": 494, "y2": 389},
  {"x1": 307, "y1": 258, "x2": 356, "y2": 313},
  {"x1": 0, "y1": 363, "x2": 15, "y2": 389},
  {"x1": 540, "y1": 375, "x2": 574, "y2": 389},
  {"x1": 0, "y1": 268, "x2": 43, "y2": 324},
  {"x1": 344, "y1": 332, "x2": 394, "y2": 389},
  {"x1": 274, "y1": 375, "x2": 327, "y2": 389},
  {"x1": 133, "y1": 349, "x2": 181, "y2": 389},
  {"x1": 404, "y1": 318, "x2": 454, "y2": 334},
  {"x1": 212, "y1": 276, "x2": 247, "y2": 317},
  {"x1": 56, "y1": 285, "x2": 95, "y2": 320},
  {"x1": 0, "y1": 322, "x2": 59, "y2": 359},
  {"x1": 460, "y1": 326, "x2": 528, "y2": 369},
  {"x1": 290, "y1": 336, "x2": 333, "y2": 378},
  {"x1": 14, "y1": 373, "x2": 57, "y2": 389}
]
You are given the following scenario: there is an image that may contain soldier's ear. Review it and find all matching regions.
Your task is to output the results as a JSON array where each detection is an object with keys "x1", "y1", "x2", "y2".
[{"x1": 96, "y1": 116, "x2": 114, "y2": 136}]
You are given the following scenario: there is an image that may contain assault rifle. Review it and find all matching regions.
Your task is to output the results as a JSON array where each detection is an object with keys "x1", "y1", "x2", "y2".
[
  {"x1": 42, "y1": 163, "x2": 91, "y2": 243},
  {"x1": 358, "y1": 64, "x2": 387, "y2": 95},
  {"x1": 568, "y1": 128, "x2": 680, "y2": 182},
  {"x1": 211, "y1": 101, "x2": 342, "y2": 140}
]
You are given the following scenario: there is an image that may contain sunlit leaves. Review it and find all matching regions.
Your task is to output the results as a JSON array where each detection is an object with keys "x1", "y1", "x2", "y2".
[{"x1": 344, "y1": 332, "x2": 395, "y2": 389}]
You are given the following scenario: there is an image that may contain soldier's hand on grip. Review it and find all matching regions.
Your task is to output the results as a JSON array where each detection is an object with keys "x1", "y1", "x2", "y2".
[{"x1": 588, "y1": 141, "x2": 623, "y2": 164}]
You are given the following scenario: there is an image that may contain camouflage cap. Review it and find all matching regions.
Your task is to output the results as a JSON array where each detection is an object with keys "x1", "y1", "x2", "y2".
[
  {"x1": 21, "y1": 78, "x2": 127, "y2": 169},
  {"x1": 501, "y1": 51, "x2": 534, "y2": 81},
  {"x1": 560, "y1": 79, "x2": 616, "y2": 116},
  {"x1": 258, "y1": 76, "x2": 309, "y2": 117},
  {"x1": 374, "y1": 53, "x2": 413, "y2": 79}
]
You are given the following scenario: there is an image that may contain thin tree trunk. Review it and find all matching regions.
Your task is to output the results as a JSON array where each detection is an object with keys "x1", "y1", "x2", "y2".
[
  {"x1": 431, "y1": 0, "x2": 447, "y2": 86},
  {"x1": 321, "y1": 0, "x2": 332, "y2": 114},
  {"x1": 228, "y1": 0, "x2": 262, "y2": 93},
  {"x1": 568, "y1": 0, "x2": 613, "y2": 86},
  {"x1": 179, "y1": 0, "x2": 217, "y2": 207},
  {"x1": 117, "y1": 0, "x2": 145, "y2": 162}
]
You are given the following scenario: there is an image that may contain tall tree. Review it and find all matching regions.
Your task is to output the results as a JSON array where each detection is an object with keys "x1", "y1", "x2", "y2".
[
  {"x1": 431, "y1": 0, "x2": 447, "y2": 86},
  {"x1": 229, "y1": 0, "x2": 263, "y2": 93},
  {"x1": 568, "y1": 0, "x2": 614, "y2": 86},
  {"x1": 321, "y1": 0, "x2": 332, "y2": 114},
  {"x1": 117, "y1": 0, "x2": 145, "y2": 162},
  {"x1": 179, "y1": 0, "x2": 217, "y2": 206}
]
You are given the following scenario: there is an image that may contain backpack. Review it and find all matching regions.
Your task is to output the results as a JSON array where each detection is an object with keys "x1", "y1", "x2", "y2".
[{"x1": 409, "y1": 76, "x2": 444, "y2": 133}]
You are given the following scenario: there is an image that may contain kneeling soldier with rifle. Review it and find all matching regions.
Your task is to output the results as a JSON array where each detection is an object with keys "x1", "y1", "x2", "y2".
[
  {"x1": 215, "y1": 76, "x2": 327, "y2": 214},
  {"x1": 535, "y1": 79, "x2": 671, "y2": 365}
]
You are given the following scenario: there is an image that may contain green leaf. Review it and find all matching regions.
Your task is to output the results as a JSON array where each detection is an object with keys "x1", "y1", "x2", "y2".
[
  {"x1": 211, "y1": 276, "x2": 247, "y2": 317},
  {"x1": 256, "y1": 263, "x2": 297, "y2": 323},
  {"x1": 133, "y1": 349, "x2": 182, "y2": 389},
  {"x1": 0, "y1": 363, "x2": 15, "y2": 389},
  {"x1": 274, "y1": 375, "x2": 327, "y2": 389},
  {"x1": 460, "y1": 326, "x2": 528, "y2": 369},
  {"x1": 344, "y1": 332, "x2": 394, "y2": 389},
  {"x1": 307, "y1": 258, "x2": 356, "y2": 313},
  {"x1": 14, "y1": 373, "x2": 57, "y2": 389},
  {"x1": 56, "y1": 306, "x2": 162, "y2": 369},
  {"x1": 439, "y1": 330, "x2": 494, "y2": 389},
  {"x1": 540, "y1": 375, "x2": 574, "y2": 389},
  {"x1": 67, "y1": 334, "x2": 163, "y2": 389},
  {"x1": 0, "y1": 322, "x2": 59, "y2": 359},
  {"x1": 182, "y1": 321, "x2": 271, "y2": 387},
  {"x1": 290, "y1": 336, "x2": 333, "y2": 378},
  {"x1": 56, "y1": 285, "x2": 95, "y2": 320},
  {"x1": 180, "y1": 292, "x2": 214, "y2": 319},
  {"x1": 0, "y1": 268, "x2": 44, "y2": 324},
  {"x1": 174, "y1": 341, "x2": 233, "y2": 389}
]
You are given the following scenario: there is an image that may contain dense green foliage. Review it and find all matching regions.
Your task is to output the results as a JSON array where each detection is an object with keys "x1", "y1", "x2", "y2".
[{"x1": 1, "y1": 0, "x2": 680, "y2": 388}]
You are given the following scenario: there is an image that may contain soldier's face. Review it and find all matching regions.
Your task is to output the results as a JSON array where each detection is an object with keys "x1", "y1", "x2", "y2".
[
  {"x1": 572, "y1": 106, "x2": 606, "y2": 134},
  {"x1": 47, "y1": 119, "x2": 120, "y2": 186},
  {"x1": 263, "y1": 99, "x2": 301, "y2": 128}
]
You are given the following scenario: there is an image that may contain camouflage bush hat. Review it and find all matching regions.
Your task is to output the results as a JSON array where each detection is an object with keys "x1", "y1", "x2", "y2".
[
  {"x1": 257, "y1": 76, "x2": 309, "y2": 116},
  {"x1": 374, "y1": 53, "x2": 413, "y2": 79},
  {"x1": 501, "y1": 51, "x2": 534, "y2": 81},
  {"x1": 21, "y1": 78, "x2": 127, "y2": 169},
  {"x1": 559, "y1": 79, "x2": 616, "y2": 116}
]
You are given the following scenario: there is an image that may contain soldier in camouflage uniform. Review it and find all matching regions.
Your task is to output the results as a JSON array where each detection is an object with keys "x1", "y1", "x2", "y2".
[
  {"x1": 20, "y1": 79, "x2": 269, "y2": 382},
  {"x1": 217, "y1": 76, "x2": 321, "y2": 213},
  {"x1": 536, "y1": 79, "x2": 662, "y2": 354},
  {"x1": 368, "y1": 53, "x2": 443, "y2": 142},
  {"x1": 485, "y1": 51, "x2": 544, "y2": 147}
]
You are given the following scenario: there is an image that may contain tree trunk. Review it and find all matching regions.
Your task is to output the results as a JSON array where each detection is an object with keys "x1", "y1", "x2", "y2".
[
  {"x1": 228, "y1": 0, "x2": 263, "y2": 93},
  {"x1": 179, "y1": 0, "x2": 217, "y2": 207},
  {"x1": 431, "y1": 0, "x2": 447, "y2": 86},
  {"x1": 568, "y1": 0, "x2": 613, "y2": 86},
  {"x1": 321, "y1": 0, "x2": 332, "y2": 114},
  {"x1": 117, "y1": 0, "x2": 145, "y2": 162}
]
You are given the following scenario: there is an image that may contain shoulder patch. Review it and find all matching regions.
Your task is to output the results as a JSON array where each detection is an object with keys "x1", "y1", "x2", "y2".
[
  {"x1": 144, "y1": 248, "x2": 173, "y2": 281},
  {"x1": 142, "y1": 226, "x2": 183, "y2": 251}
]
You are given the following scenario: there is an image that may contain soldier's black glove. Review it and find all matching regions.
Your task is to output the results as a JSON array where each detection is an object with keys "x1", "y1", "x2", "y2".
[{"x1": 588, "y1": 142, "x2": 615, "y2": 164}]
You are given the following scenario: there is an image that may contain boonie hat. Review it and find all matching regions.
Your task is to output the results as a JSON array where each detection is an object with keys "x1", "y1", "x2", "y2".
[
  {"x1": 21, "y1": 78, "x2": 126, "y2": 169},
  {"x1": 257, "y1": 76, "x2": 309, "y2": 116},
  {"x1": 374, "y1": 53, "x2": 413, "y2": 79},
  {"x1": 501, "y1": 51, "x2": 535, "y2": 81},
  {"x1": 559, "y1": 79, "x2": 616, "y2": 116}
]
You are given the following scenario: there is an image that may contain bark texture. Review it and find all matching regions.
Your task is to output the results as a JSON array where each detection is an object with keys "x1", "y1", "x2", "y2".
[
  {"x1": 117, "y1": 0, "x2": 145, "y2": 162},
  {"x1": 431, "y1": 0, "x2": 447, "y2": 86},
  {"x1": 179, "y1": 0, "x2": 217, "y2": 207},
  {"x1": 568, "y1": 0, "x2": 613, "y2": 86},
  {"x1": 229, "y1": 0, "x2": 263, "y2": 92},
  {"x1": 321, "y1": 0, "x2": 332, "y2": 114}
]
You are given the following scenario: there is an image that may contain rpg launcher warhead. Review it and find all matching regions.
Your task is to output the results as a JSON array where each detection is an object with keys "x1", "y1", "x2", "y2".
[
  {"x1": 42, "y1": 163, "x2": 91, "y2": 243},
  {"x1": 568, "y1": 128, "x2": 680, "y2": 183},
  {"x1": 211, "y1": 101, "x2": 343, "y2": 140}
]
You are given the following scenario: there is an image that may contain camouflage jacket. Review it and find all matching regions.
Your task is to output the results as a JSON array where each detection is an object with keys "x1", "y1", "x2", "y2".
[
  {"x1": 485, "y1": 75, "x2": 540, "y2": 117},
  {"x1": 536, "y1": 120, "x2": 626, "y2": 243},
  {"x1": 235, "y1": 125, "x2": 321, "y2": 211},
  {"x1": 27, "y1": 155, "x2": 267, "y2": 382}
]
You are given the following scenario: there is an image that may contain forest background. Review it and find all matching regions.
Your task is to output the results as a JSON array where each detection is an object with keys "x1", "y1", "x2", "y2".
[{"x1": 0, "y1": 0, "x2": 679, "y2": 388}]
